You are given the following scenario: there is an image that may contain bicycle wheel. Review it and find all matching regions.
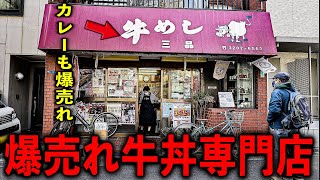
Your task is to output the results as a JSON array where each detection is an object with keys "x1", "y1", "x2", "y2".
[
  {"x1": 226, "y1": 126, "x2": 244, "y2": 137},
  {"x1": 226, "y1": 127, "x2": 244, "y2": 160},
  {"x1": 173, "y1": 123, "x2": 198, "y2": 139},
  {"x1": 190, "y1": 126, "x2": 217, "y2": 154},
  {"x1": 50, "y1": 120, "x2": 73, "y2": 136},
  {"x1": 231, "y1": 138, "x2": 241, "y2": 160},
  {"x1": 93, "y1": 112, "x2": 118, "y2": 137},
  {"x1": 173, "y1": 123, "x2": 202, "y2": 155}
]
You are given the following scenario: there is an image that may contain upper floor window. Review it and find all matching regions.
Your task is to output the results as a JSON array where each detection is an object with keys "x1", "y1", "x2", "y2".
[{"x1": 0, "y1": 0, "x2": 24, "y2": 16}]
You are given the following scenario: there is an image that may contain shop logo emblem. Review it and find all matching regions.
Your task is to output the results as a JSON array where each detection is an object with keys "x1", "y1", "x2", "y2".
[
  {"x1": 215, "y1": 16, "x2": 252, "y2": 43},
  {"x1": 257, "y1": 61, "x2": 271, "y2": 68},
  {"x1": 215, "y1": 66, "x2": 225, "y2": 75}
]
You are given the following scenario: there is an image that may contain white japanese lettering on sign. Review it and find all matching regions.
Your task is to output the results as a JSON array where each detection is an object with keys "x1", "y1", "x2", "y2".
[
  {"x1": 182, "y1": 20, "x2": 203, "y2": 35},
  {"x1": 121, "y1": 18, "x2": 150, "y2": 45},
  {"x1": 185, "y1": 41, "x2": 194, "y2": 49},
  {"x1": 162, "y1": 40, "x2": 170, "y2": 48},
  {"x1": 154, "y1": 20, "x2": 176, "y2": 34}
]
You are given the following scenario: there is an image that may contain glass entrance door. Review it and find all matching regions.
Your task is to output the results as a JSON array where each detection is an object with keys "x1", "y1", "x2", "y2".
[{"x1": 138, "y1": 68, "x2": 161, "y2": 134}]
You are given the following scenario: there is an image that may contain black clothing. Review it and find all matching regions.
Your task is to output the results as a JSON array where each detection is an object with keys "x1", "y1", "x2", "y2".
[{"x1": 139, "y1": 93, "x2": 156, "y2": 126}]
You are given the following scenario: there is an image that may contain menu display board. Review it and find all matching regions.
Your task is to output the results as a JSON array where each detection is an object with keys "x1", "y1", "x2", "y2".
[
  {"x1": 94, "y1": 122, "x2": 107, "y2": 140},
  {"x1": 173, "y1": 103, "x2": 191, "y2": 121},
  {"x1": 173, "y1": 119, "x2": 190, "y2": 128},
  {"x1": 107, "y1": 68, "x2": 137, "y2": 98},
  {"x1": 172, "y1": 103, "x2": 191, "y2": 128},
  {"x1": 218, "y1": 92, "x2": 235, "y2": 107}
]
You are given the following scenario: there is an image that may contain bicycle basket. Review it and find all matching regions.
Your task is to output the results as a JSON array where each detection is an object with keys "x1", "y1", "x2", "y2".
[{"x1": 227, "y1": 111, "x2": 244, "y2": 124}]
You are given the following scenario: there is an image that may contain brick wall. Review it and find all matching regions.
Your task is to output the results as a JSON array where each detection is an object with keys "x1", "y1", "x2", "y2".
[
  {"x1": 43, "y1": 54, "x2": 56, "y2": 136},
  {"x1": 206, "y1": 71, "x2": 269, "y2": 133}
]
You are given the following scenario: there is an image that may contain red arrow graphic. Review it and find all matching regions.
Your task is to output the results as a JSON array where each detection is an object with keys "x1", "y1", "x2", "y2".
[{"x1": 85, "y1": 20, "x2": 120, "y2": 40}]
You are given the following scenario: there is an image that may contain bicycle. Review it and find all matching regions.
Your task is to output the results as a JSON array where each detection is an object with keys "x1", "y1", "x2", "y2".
[
  {"x1": 174, "y1": 109, "x2": 244, "y2": 156},
  {"x1": 50, "y1": 101, "x2": 119, "y2": 138}
]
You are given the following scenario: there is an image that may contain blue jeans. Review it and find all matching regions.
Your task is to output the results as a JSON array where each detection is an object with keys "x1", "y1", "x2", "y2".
[{"x1": 270, "y1": 128, "x2": 299, "y2": 176}]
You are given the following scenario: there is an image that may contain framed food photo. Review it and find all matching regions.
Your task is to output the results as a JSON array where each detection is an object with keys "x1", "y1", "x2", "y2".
[{"x1": 218, "y1": 92, "x2": 235, "y2": 108}]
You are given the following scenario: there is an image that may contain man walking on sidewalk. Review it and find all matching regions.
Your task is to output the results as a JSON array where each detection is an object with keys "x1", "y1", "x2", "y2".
[{"x1": 267, "y1": 72, "x2": 304, "y2": 180}]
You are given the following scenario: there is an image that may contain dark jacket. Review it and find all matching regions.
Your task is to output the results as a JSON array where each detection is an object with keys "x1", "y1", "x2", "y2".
[{"x1": 267, "y1": 82, "x2": 296, "y2": 129}]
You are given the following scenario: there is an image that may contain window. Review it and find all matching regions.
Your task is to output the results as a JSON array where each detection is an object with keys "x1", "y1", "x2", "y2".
[
  {"x1": 288, "y1": 58, "x2": 319, "y2": 120},
  {"x1": 163, "y1": 69, "x2": 200, "y2": 99},
  {"x1": 204, "y1": 61, "x2": 255, "y2": 108},
  {"x1": 235, "y1": 62, "x2": 255, "y2": 108},
  {"x1": 0, "y1": 0, "x2": 24, "y2": 16},
  {"x1": 77, "y1": 67, "x2": 138, "y2": 134},
  {"x1": 106, "y1": 68, "x2": 138, "y2": 133},
  {"x1": 79, "y1": 69, "x2": 106, "y2": 98},
  {"x1": 107, "y1": 68, "x2": 137, "y2": 98}
]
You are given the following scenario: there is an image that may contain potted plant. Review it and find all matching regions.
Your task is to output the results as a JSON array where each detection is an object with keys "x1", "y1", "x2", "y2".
[{"x1": 191, "y1": 92, "x2": 215, "y2": 124}]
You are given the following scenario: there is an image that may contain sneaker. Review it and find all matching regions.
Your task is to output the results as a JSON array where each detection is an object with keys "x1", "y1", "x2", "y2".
[
  {"x1": 269, "y1": 175, "x2": 284, "y2": 180},
  {"x1": 293, "y1": 176, "x2": 304, "y2": 180}
]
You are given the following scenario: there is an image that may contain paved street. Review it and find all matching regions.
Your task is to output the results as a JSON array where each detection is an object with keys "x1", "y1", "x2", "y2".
[{"x1": 0, "y1": 156, "x2": 318, "y2": 180}]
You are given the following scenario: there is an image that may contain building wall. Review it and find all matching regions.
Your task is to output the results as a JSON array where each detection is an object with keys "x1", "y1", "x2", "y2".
[
  {"x1": 0, "y1": 0, "x2": 47, "y2": 104},
  {"x1": 267, "y1": 0, "x2": 319, "y2": 150},
  {"x1": 267, "y1": 0, "x2": 319, "y2": 39},
  {"x1": 43, "y1": 54, "x2": 56, "y2": 135}
]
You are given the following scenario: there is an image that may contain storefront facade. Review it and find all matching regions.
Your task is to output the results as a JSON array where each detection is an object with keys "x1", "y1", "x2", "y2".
[{"x1": 39, "y1": 4, "x2": 276, "y2": 149}]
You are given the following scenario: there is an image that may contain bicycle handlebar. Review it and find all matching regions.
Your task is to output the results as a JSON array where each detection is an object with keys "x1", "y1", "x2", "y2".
[{"x1": 217, "y1": 109, "x2": 236, "y2": 115}]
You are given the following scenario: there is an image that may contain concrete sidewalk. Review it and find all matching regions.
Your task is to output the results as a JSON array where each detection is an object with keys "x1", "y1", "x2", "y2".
[{"x1": 0, "y1": 156, "x2": 318, "y2": 180}]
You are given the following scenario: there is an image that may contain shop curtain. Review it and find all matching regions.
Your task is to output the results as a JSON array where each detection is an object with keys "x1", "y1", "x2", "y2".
[{"x1": 213, "y1": 60, "x2": 230, "y2": 80}]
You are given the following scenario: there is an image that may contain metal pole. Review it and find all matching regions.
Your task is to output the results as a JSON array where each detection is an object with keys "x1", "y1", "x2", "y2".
[
  {"x1": 318, "y1": 49, "x2": 320, "y2": 120},
  {"x1": 184, "y1": 57, "x2": 187, "y2": 99},
  {"x1": 308, "y1": 45, "x2": 313, "y2": 119}
]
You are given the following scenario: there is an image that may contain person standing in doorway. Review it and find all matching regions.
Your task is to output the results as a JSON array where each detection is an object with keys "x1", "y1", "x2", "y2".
[
  {"x1": 267, "y1": 72, "x2": 303, "y2": 180},
  {"x1": 138, "y1": 86, "x2": 158, "y2": 135}
]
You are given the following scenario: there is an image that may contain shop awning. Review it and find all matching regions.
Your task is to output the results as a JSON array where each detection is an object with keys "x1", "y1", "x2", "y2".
[{"x1": 39, "y1": 4, "x2": 277, "y2": 56}]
